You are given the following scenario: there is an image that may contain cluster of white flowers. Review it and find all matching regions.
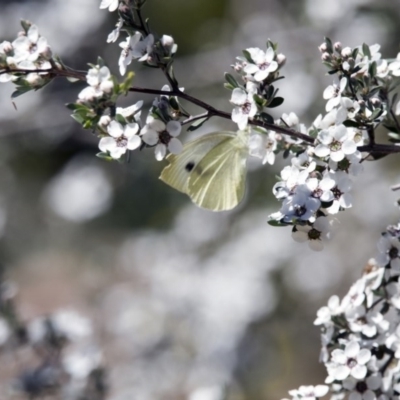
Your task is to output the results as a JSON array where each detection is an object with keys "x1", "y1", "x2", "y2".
[
  {"x1": 0, "y1": 22, "x2": 52, "y2": 87},
  {"x1": 92, "y1": 80, "x2": 183, "y2": 161},
  {"x1": 281, "y1": 220, "x2": 400, "y2": 400},
  {"x1": 100, "y1": 0, "x2": 177, "y2": 76},
  {"x1": 261, "y1": 37, "x2": 400, "y2": 251},
  {"x1": 78, "y1": 64, "x2": 114, "y2": 103},
  {"x1": 229, "y1": 43, "x2": 285, "y2": 131},
  {"x1": 267, "y1": 118, "x2": 361, "y2": 251},
  {"x1": 323, "y1": 235, "x2": 400, "y2": 396}
]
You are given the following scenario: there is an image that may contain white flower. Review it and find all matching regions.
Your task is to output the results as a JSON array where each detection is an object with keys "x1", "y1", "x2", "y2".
[
  {"x1": 141, "y1": 118, "x2": 182, "y2": 161},
  {"x1": 325, "y1": 172, "x2": 353, "y2": 214},
  {"x1": 292, "y1": 216, "x2": 331, "y2": 251},
  {"x1": 314, "y1": 295, "x2": 342, "y2": 325},
  {"x1": 116, "y1": 100, "x2": 143, "y2": 122},
  {"x1": 281, "y1": 165, "x2": 307, "y2": 185},
  {"x1": 99, "y1": 120, "x2": 141, "y2": 159},
  {"x1": 244, "y1": 47, "x2": 278, "y2": 81},
  {"x1": 346, "y1": 305, "x2": 389, "y2": 337},
  {"x1": 118, "y1": 32, "x2": 142, "y2": 75},
  {"x1": 230, "y1": 87, "x2": 257, "y2": 130},
  {"x1": 389, "y1": 53, "x2": 400, "y2": 77},
  {"x1": 100, "y1": 0, "x2": 119, "y2": 12},
  {"x1": 277, "y1": 112, "x2": 307, "y2": 143},
  {"x1": 291, "y1": 152, "x2": 317, "y2": 174},
  {"x1": 12, "y1": 24, "x2": 49, "y2": 63},
  {"x1": 386, "y1": 282, "x2": 400, "y2": 309},
  {"x1": 0, "y1": 318, "x2": 10, "y2": 346},
  {"x1": 329, "y1": 151, "x2": 363, "y2": 176},
  {"x1": 343, "y1": 374, "x2": 382, "y2": 400},
  {"x1": 306, "y1": 175, "x2": 336, "y2": 203},
  {"x1": 87, "y1": 66, "x2": 113, "y2": 92},
  {"x1": 336, "y1": 97, "x2": 360, "y2": 124},
  {"x1": 354, "y1": 44, "x2": 382, "y2": 76},
  {"x1": 248, "y1": 132, "x2": 277, "y2": 165},
  {"x1": 107, "y1": 19, "x2": 123, "y2": 43},
  {"x1": 160, "y1": 34, "x2": 177, "y2": 55},
  {"x1": 327, "y1": 341, "x2": 371, "y2": 381},
  {"x1": 78, "y1": 65, "x2": 113, "y2": 101},
  {"x1": 288, "y1": 385, "x2": 329, "y2": 400},
  {"x1": 395, "y1": 100, "x2": 400, "y2": 116},
  {"x1": 376, "y1": 235, "x2": 400, "y2": 269},
  {"x1": 281, "y1": 187, "x2": 320, "y2": 223},
  {"x1": 323, "y1": 77, "x2": 347, "y2": 112},
  {"x1": 341, "y1": 278, "x2": 366, "y2": 311},
  {"x1": 315, "y1": 124, "x2": 357, "y2": 162}
]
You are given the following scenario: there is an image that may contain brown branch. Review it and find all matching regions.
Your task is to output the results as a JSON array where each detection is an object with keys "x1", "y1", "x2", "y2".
[
  {"x1": 128, "y1": 86, "x2": 315, "y2": 143},
  {"x1": 4, "y1": 66, "x2": 400, "y2": 156}
]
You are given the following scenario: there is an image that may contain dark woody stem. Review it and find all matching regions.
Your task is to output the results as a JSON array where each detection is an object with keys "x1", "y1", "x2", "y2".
[
  {"x1": 4, "y1": 67, "x2": 400, "y2": 155},
  {"x1": 128, "y1": 86, "x2": 314, "y2": 143}
]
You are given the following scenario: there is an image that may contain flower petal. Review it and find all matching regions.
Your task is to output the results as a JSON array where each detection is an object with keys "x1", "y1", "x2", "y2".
[{"x1": 168, "y1": 138, "x2": 183, "y2": 154}]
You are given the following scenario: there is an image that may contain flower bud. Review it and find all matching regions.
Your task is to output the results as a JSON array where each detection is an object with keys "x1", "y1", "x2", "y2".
[
  {"x1": 100, "y1": 80, "x2": 114, "y2": 94},
  {"x1": 341, "y1": 47, "x2": 352, "y2": 58},
  {"x1": 370, "y1": 97, "x2": 381, "y2": 107},
  {"x1": 276, "y1": 53, "x2": 286, "y2": 67},
  {"x1": 26, "y1": 73, "x2": 45, "y2": 88},
  {"x1": 161, "y1": 35, "x2": 177, "y2": 55},
  {"x1": 40, "y1": 45, "x2": 52, "y2": 60},
  {"x1": 319, "y1": 43, "x2": 328, "y2": 53},
  {"x1": 98, "y1": 115, "x2": 111, "y2": 129},
  {"x1": 0, "y1": 41, "x2": 13, "y2": 55},
  {"x1": 334, "y1": 42, "x2": 342, "y2": 52},
  {"x1": 321, "y1": 52, "x2": 331, "y2": 62}
]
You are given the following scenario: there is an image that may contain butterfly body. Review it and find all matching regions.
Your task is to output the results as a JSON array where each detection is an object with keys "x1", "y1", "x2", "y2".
[{"x1": 160, "y1": 130, "x2": 249, "y2": 211}]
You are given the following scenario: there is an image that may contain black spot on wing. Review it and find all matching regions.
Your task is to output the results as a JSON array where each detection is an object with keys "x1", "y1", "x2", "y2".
[{"x1": 185, "y1": 162, "x2": 195, "y2": 172}]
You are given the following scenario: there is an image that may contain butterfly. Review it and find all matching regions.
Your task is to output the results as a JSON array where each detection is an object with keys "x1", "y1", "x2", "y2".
[{"x1": 159, "y1": 130, "x2": 249, "y2": 211}]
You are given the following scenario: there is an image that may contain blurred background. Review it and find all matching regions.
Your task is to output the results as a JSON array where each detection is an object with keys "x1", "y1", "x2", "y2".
[{"x1": 0, "y1": 0, "x2": 400, "y2": 399}]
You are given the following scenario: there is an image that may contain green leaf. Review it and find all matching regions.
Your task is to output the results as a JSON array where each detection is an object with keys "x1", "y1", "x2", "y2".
[
  {"x1": 20, "y1": 19, "x2": 31, "y2": 33},
  {"x1": 266, "y1": 84, "x2": 274, "y2": 100},
  {"x1": 268, "y1": 97, "x2": 284, "y2": 108},
  {"x1": 352, "y1": 48, "x2": 359, "y2": 60},
  {"x1": 115, "y1": 114, "x2": 126, "y2": 124},
  {"x1": 169, "y1": 96, "x2": 180, "y2": 110},
  {"x1": 187, "y1": 117, "x2": 209, "y2": 132},
  {"x1": 96, "y1": 152, "x2": 114, "y2": 161},
  {"x1": 282, "y1": 148, "x2": 290, "y2": 159},
  {"x1": 268, "y1": 219, "x2": 290, "y2": 227},
  {"x1": 225, "y1": 72, "x2": 239, "y2": 88},
  {"x1": 11, "y1": 86, "x2": 32, "y2": 98},
  {"x1": 370, "y1": 107, "x2": 383, "y2": 121},
  {"x1": 362, "y1": 43, "x2": 371, "y2": 58},
  {"x1": 324, "y1": 37, "x2": 333, "y2": 53},
  {"x1": 266, "y1": 39, "x2": 278, "y2": 51},
  {"x1": 368, "y1": 61, "x2": 377, "y2": 78},
  {"x1": 259, "y1": 112, "x2": 274, "y2": 124},
  {"x1": 321, "y1": 200, "x2": 334, "y2": 209},
  {"x1": 342, "y1": 120, "x2": 362, "y2": 128},
  {"x1": 242, "y1": 50, "x2": 252, "y2": 63},
  {"x1": 224, "y1": 83, "x2": 235, "y2": 91},
  {"x1": 70, "y1": 114, "x2": 85, "y2": 124},
  {"x1": 327, "y1": 69, "x2": 339, "y2": 75},
  {"x1": 253, "y1": 94, "x2": 267, "y2": 107},
  {"x1": 386, "y1": 124, "x2": 400, "y2": 135}
]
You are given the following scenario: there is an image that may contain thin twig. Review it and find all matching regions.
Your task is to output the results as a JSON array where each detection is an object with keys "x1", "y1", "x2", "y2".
[{"x1": 5, "y1": 66, "x2": 400, "y2": 156}]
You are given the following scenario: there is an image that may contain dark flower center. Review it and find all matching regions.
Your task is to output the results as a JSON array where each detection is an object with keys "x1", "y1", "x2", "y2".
[
  {"x1": 116, "y1": 135, "x2": 128, "y2": 147},
  {"x1": 159, "y1": 130, "x2": 172, "y2": 145},
  {"x1": 389, "y1": 246, "x2": 399, "y2": 259}
]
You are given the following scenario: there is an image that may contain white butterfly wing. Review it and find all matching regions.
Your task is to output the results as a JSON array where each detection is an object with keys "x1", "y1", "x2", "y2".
[
  {"x1": 159, "y1": 132, "x2": 236, "y2": 194},
  {"x1": 188, "y1": 133, "x2": 248, "y2": 211}
]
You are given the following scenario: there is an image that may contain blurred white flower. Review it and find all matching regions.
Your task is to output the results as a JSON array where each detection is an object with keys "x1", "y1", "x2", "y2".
[{"x1": 43, "y1": 158, "x2": 113, "y2": 222}]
